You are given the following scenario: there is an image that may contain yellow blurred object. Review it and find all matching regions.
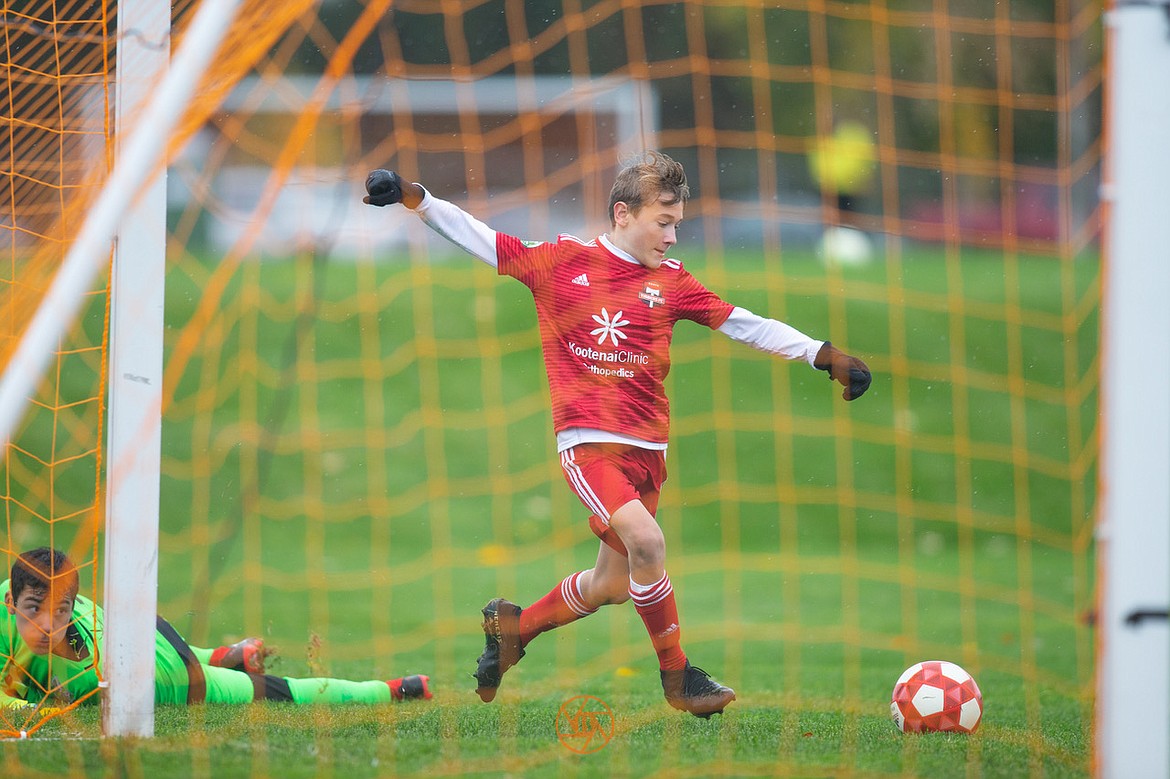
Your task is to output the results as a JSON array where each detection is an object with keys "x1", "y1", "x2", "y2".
[
  {"x1": 808, "y1": 121, "x2": 877, "y2": 193},
  {"x1": 476, "y1": 544, "x2": 511, "y2": 567}
]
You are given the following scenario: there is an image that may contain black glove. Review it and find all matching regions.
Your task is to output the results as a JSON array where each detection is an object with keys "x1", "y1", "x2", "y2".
[
  {"x1": 363, "y1": 169, "x2": 404, "y2": 206},
  {"x1": 814, "y1": 341, "x2": 871, "y2": 401}
]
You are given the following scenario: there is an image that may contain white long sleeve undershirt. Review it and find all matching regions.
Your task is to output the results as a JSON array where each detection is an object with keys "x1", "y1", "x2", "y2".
[
  {"x1": 717, "y1": 308, "x2": 824, "y2": 367},
  {"x1": 413, "y1": 188, "x2": 499, "y2": 267}
]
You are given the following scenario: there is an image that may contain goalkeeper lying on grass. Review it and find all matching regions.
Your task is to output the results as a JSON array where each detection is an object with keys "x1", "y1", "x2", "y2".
[{"x1": 1, "y1": 547, "x2": 431, "y2": 714}]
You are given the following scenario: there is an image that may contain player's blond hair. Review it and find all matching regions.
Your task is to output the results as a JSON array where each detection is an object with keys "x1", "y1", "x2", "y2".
[{"x1": 608, "y1": 151, "x2": 690, "y2": 226}]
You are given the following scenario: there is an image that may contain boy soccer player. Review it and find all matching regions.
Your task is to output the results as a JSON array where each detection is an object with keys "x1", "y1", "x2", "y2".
[
  {"x1": 364, "y1": 151, "x2": 870, "y2": 717},
  {"x1": 1, "y1": 548, "x2": 432, "y2": 712}
]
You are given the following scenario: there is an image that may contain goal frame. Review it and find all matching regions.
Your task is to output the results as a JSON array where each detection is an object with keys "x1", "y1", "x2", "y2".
[
  {"x1": 0, "y1": 0, "x2": 241, "y2": 738},
  {"x1": 100, "y1": 0, "x2": 244, "y2": 738},
  {"x1": 1097, "y1": 2, "x2": 1170, "y2": 776}
]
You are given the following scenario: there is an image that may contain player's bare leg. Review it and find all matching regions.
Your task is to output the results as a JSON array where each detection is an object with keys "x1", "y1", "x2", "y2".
[
  {"x1": 607, "y1": 499, "x2": 736, "y2": 718},
  {"x1": 576, "y1": 541, "x2": 634, "y2": 607},
  {"x1": 606, "y1": 499, "x2": 666, "y2": 584}
]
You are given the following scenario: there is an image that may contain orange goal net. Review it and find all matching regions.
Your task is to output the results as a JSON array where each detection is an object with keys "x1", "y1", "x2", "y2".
[{"x1": 3, "y1": 1, "x2": 1099, "y2": 774}]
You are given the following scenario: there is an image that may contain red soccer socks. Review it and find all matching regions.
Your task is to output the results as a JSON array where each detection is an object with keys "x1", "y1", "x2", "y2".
[
  {"x1": 629, "y1": 573, "x2": 686, "y2": 672},
  {"x1": 518, "y1": 571, "x2": 597, "y2": 647}
]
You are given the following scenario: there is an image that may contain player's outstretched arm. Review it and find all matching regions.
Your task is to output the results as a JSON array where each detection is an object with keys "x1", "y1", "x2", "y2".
[
  {"x1": 814, "y1": 342, "x2": 872, "y2": 401},
  {"x1": 363, "y1": 168, "x2": 500, "y2": 267},
  {"x1": 363, "y1": 169, "x2": 424, "y2": 209}
]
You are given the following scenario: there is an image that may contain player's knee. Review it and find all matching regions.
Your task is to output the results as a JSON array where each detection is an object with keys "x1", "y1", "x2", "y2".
[
  {"x1": 608, "y1": 501, "x2": 665, "y2": 577},
  {"x1": 624, "y1": 529, "x2": 665, "y2": 572}
]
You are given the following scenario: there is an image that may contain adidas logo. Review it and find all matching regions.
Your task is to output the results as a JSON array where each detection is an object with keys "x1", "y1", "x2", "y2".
[{"x1": 571, "y1": 273, "x2": 590, "y2": 287}]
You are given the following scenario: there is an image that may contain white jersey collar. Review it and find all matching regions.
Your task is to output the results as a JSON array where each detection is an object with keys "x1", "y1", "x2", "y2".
[{"x1": 599, "y1": 233, "x2": 642, "y2": 266}]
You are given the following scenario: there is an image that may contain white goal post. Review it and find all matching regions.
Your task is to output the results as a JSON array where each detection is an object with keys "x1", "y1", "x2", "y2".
[
  {"x1": 100, "y1": 0, "x2": 243, "y2": 738},
  {"x1": 0, "y1": 0, "x2": 240, "y2": 738},
  {"x1": 1097, "y1": 1, "x2": 1170, "y2": 777},
  {"x1": 99, "y1": 0, "x2": 171, "y2": 739}
]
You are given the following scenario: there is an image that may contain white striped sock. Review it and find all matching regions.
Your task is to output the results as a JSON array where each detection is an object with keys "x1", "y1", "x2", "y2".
[
  {"x1": 629, "y1": 573, "x2": 672, "y2": 607},
  {"x1": 561, "y1": 572, "x2": 597, "y2": 616}
]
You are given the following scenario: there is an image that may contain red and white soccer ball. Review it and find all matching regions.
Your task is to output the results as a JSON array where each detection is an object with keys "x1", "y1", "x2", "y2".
[{"x1": 890, "y1": 660, "x2": 983, "y2": 734}]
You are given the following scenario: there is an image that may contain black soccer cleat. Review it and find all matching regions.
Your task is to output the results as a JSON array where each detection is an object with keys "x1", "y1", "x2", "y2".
[
  {"x1": 388, "y1": 674, "x2": 432, "y2": 701},
  {"x1": 474, "y1": 598, "x2": 525, "y2": 702},
  {"x1": 660, "y1": 661, "x2": 736, "y2": 718}
]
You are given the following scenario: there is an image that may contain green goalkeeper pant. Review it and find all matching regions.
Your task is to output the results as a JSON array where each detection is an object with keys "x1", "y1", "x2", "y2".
[
  {"x1": 155, "y1": 617, "x2": 393, "y2": 705},
  {"x1": 199, "y1": 664, "x2": 394, "y2": 705}
]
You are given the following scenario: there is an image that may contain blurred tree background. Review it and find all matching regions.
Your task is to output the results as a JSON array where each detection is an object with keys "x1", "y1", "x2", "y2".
[{"x1": 245, "y1": 0, "x2": 1101, "y2": 246}]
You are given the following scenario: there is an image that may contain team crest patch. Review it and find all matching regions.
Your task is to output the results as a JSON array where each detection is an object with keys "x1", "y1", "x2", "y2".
[{"x1": 638, "y1": 281, "x2": 665, "y2": 308}]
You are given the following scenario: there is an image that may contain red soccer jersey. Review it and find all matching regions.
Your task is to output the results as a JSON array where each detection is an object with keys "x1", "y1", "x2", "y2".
[{"x1": 496, "y1": 232, "x2": 734, "y2": 444}]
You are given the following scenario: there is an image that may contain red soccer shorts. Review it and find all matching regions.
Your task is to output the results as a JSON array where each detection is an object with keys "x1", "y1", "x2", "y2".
[{"x1": 559, "y1": 443, "x2": 667, "y2": 555}]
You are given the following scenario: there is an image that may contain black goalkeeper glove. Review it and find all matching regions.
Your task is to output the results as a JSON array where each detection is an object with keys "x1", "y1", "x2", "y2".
[
  {"x1": 814, "y1": 341, "x2": 872, "y2": 401},
  {"x1": 363, "y1": 169, "x2": 404, "y2": 207}
]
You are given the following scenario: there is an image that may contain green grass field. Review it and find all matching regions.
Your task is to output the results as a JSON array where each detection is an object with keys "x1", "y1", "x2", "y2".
[{"x1": 7, "y1": 244, "x2": 1097, "y2": 777}]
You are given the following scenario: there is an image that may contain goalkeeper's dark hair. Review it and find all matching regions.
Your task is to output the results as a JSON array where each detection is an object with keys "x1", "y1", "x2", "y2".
[
  {"x1": 608, "y1": 150, "x2": 690, "y2": 226},
  {"x1": 10, "y1": 547, "x2": 76, "y2": 601}
]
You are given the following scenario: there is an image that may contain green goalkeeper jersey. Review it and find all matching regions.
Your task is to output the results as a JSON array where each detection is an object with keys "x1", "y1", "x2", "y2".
[
  {"x1": 0, "y1": 579, "x2": 190, "y2": 709},
  {"x1": 2, "y1": 579, "x2": 405, "y2": 708}
]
